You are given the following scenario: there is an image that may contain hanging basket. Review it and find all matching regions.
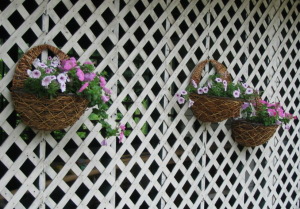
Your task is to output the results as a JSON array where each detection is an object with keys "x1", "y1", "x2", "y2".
[
  {"x1": 11, "y1": 44, "x2": 89, "y2": 131},
  {"x1": 189, "y1": 59, "x2": 243, "y2": 123},
  {"x1": 231, "y1": 119, "x2": 278, "y2": 147}
]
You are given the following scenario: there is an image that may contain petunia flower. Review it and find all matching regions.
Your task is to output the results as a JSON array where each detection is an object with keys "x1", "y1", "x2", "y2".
[
  {"x1": 177, "y1": 97, "x2": 185, "y2": 104},
  {"x1": 84, "y1": 73, "x2": 96, "y2": 81},
  {"x1": 233, "y1": 90, "x2": 240, "y2": 98},
  {"x1": 41, "y1": 76, "x2": 53, "y2": 87},
  {"x1": 188, "y1": 99, "x2": 194, "y2": 107},
  {"x1": 241, "y1": 102, "x2": 250, "y2": 110},
  {"x1": 99, "y1": 76, "x2": 107, "y2": 87},
  {"x1": 242, "y1": 83, "x2": 248, "y2": 88},
  {"x1": 215, "y1": 78, "x2": 222, "y2": 82},
  {"x1": 120, "y1": 124, "x2": 126, "y2": 131},
  {"x1": 31, "y1": 69, "x2": 42, "y2": 78},
  {"x1": 78, "y1": 82, "x2": 89, "y2": 92},
  {"x1": 76, "y1": 69, "x2": 85, "y2": 81},
  {"x1": 245, "y1": 88, "x2": 253, "y2": 94},
  {"x1": 202, "y1": 86, "x2": 209, "y2": 93},
  {"x1": 285, "y1": 124, "x2": 291, "y2": 130},
  {"x1": 119, "y1": 131, "x2": 125, "y2": 143},
  {"x1": 267, "y1": 109, "x2": 277, "y2": 116},
  {"x1": 60, "y1": 57, "x2": 77, "y2": 71},
  {"x1": 60, "y1": 82, "x2": 66, "y2": 92},
  {"x1": 191, "y1": 79, "x2": 197, "y2": 88},
  {"x1": 175, "y1": 92, "x2": 181, "y2": 98},
  {"x1": 103, "y1": 87, "x2": 112, "y2": 95},
  {"x1": 181, "y1": 90, "x2": 188, "y2": 95},
  {"x1": 101, "y1": 95, "x2": 110, "y2": 103},
  {"x1": 197, "y1": 87, "x2": 204, "y2": 94},
  {"x1": 57, "y1": 73, "x2": 68, "y2": 84}
]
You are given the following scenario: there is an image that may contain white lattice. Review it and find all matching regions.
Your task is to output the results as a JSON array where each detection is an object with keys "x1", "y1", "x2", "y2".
[{"x1": 0, "y1": 0, "x2": 299, "y2": 208}]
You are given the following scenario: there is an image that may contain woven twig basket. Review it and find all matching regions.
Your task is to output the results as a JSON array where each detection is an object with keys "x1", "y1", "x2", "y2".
[
  {"x1": 11, "y1": 44, "x2": 89, "y2": 131},
  {"x1": 189, "y1": 59, "x2": 243, "y2": 123},
  {"x1": 232, "y1": 119, "x2": 278, "y2": 147}
]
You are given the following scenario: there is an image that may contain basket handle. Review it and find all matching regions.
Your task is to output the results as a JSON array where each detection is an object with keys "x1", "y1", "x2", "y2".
[
  {"x1": 190, "y1": 59, "x2": 231, "y2": 85},
  {"x1": 12, "y1": 44, "x2": 69, "y2": 89}
]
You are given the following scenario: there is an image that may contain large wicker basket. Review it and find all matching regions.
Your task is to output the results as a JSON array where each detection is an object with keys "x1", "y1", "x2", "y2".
[
  {"x1": 232, "y1": 119, "x2": 278, "y2": 147},
  {"x1": 11, "y1": 44, "x2": 89, "y2": 131},
  {"x1": 189, "y1": 59, "x2": 243, "y2": 123}
]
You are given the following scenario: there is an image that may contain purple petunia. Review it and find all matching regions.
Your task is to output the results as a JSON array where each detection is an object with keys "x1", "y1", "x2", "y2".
[
  {"x1": 41, "y1": 76, "x2": 53, "y2": 87},
  {"x1": 245, "y1": 88, "x2": 253, "y2": 94},
  {"x1": 84, "y1": 73, "x2": 96, "y2": 81},
  {"x1": 242, "y1": 83, "x2": 248, "y2": 88},
  {"x1": 30, "y1": 69, "x2": 42, "y2": 78},
  {"x1": 57, "y1": 73, "x2": 68, "y2": 84},
  {"x1": 241, "y1": 102, "x2": 250, "y2": 110},
  {"x1": 181, "y1": 90, "x2": 188, "y2": 95},
  {"x1": 197, "y1": 87, "x2": 204, "y2": 94},
  {"x1": 101, "y1": 95, "x2": 110, "y2": 103},
  {"x1": 76, "y1": 69, "x2": 85, "y2": 81},
  {"x1": 99, "y1": 76, "x2": 107, "y2": 87},
  {"x1": 177, "y1": 97, "x2": 185, "y2": 104},
  {"x1": 215, "y1": 78, "x2": 222, "y2": 83},
  {"x1": 191, "y1": 79, "x2": 197, "y2": 88},
  {"x1": 188, "y1": 99, "x2": 194, "y2": 108},
  {"x1": 202, "y1": 86, "x2": 209, "y2": 93},
  {"x1": 233, "y1": 90, "x2": 240, "y2": 98},
  {"x1": 60, "y1": 82, "x2": 66, "y2": 92}
]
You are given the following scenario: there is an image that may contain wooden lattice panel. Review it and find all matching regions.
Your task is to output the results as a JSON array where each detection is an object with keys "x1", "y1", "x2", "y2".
[{"x1": 0, "y1": 0, "x2": 299, "y2": 208}]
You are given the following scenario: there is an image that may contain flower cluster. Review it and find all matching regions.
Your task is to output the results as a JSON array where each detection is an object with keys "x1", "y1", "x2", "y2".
[
  {"x1": 241, "y1": 99, "x2": 297, "y2": 128},
  {"x1": 24, "y1": 56, "x2": 124, "y2": 144},
  {"x1": 176, "y1": 74, "x2": 257, "y2": 107}
]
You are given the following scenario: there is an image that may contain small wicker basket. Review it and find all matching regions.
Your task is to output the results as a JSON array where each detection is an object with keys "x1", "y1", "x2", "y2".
[
  {"x1": 11, "y1": 44, "x2": 89, "y2": 131},
  {"x1": 189, "y1": 59, "x2": 243, "y2": 123},
  {"x1": 232, "y1": 119, "x2": 278, "y2": 147}
]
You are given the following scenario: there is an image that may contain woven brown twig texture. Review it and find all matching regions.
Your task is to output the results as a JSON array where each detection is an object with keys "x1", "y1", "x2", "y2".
[
  {"x1": 232, "y1": 120, "x2": 278, "y2": 147},
  {"x1": 11, "y1": 44, "x2": 89, "y2": 131},
  {"x1": 189, "y1": 60, "x2": 242, "y2": 123},
  {"x1": 189, "y1": 93, "x2": 243, "y2": 123}
]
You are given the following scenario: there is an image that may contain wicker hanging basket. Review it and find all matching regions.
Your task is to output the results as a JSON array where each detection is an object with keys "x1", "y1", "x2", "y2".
[
  {"x1": 231, "y1": 119, "x2": 278, "y2": 147},
  {"x1": 11, "y1": 44, "x2": 89, "y2": 131},
  {"x1": 189, "y1": 59, "x2": 243, "y2": 123}
]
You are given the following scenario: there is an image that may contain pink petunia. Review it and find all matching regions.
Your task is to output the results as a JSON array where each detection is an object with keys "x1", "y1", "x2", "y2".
[
  {"x1": 267, "y1": 108, "x2": 277, "y2": 116},
  {"x1": 120, "y1": 124, "x2": 126, "y2": 131},
  {"x1": 76, "y1": 69, "x2": 85, "y2": 81},
  {"x1": 78, "y1": 82, "x2": 89, "y2": 92},
  {"x1": 99, "y1": 76, "x2": 107, "y2": 87},
  {"x1": 101, "y1": 95, "x2": 110, "y2": 103},
  {"x1": 84, "y1": 73, "x2": 96, "y2": 81},
  {"x1": 83, "y1": 61, "x2": 93, "y2": 65},
  {"x1": 103, "y1": 87, "x2": 112, "y2": 95},
  {"x1": 119, "y1": 131, "x2": 125, "y2": 143},
  {"x1": 60, "y1": 57, "x2": 77, "y2": 71}
]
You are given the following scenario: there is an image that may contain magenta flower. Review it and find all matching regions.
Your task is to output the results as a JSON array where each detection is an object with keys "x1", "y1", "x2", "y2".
[
  {"x1": 119, "y1": 131, "x2": 125, "y2": 143},
  {"x1": 99, "y1": 76, "x2": 107, "y2": 87},
  {"x1": 103, "y1": 87, "x2": 112, "y2": 95},
  {"x1": 197, "y1": 88, "x2": 204, "y2": 94},
  {"x1": 60, "y1": 57, "x2": 77, "y2": 71},
  {"x1": 277, "y1": 108, "x2": 285, "y2": 117},
  {"x1": 101, "y1": 95, "x2": 110, "y2": 103},
  {"x1": 78, "y1": 82, "x2": 89, "y2": 92},
  {"x1": 76, "y1": 69, "x2": 85, "y2": 81},
  {"x1": 191, "y1": 79, "x2": 197, "y2": 88},
  {"x1": 120, "y1": 124, "x2": 126, "y2": 131},
  {"x1": 57, "y1": 73, "x2": 68, "y2": 84},
  {"x1": 177, "y1": 97, "x2": 185, "y2": 104},
  {"x1": 83, "y1": 61, "x2": 93, "y2": 65},
  {"x1": 267, "y1": 108, "x2": 277, "y2": 116},
  {"x1": 84, "y1": 73, "x2": 96, "y2": 81},
  {"x1": 202, "y1": 86, "x2": 209, "y2": 93},
  {"x1": 233, "y1": 90, "x2": 240, "y2": 98}
]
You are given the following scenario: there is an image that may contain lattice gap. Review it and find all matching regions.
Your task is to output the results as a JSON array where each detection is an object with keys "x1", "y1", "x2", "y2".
[{"x1": 0, "y1": 0, "x2": 299, "y2": 208}]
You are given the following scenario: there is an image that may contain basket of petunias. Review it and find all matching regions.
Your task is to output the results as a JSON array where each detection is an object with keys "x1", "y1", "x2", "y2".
[
  {"x1": 232, "y1": 99, "x2": 297, "y2": 147},
  {"x1": 176, "y1": 59, "x2": 256, "y2": 123},
  {"x1": 11, "y1": 44, "x2": 124, "y2": 142}
]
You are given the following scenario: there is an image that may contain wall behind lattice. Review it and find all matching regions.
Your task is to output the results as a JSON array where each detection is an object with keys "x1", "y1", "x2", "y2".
[{"x1": 0, "y1": 0, "x2": 299, "y2": 208}]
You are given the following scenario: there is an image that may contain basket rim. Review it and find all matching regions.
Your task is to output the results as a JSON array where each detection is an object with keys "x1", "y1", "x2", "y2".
[
  {"x1": 232, "y1": 119, "x2": 279, "y2": 127},
  {"x1": 189, "y1": 92, "x2": 245, "y2": 102}
]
